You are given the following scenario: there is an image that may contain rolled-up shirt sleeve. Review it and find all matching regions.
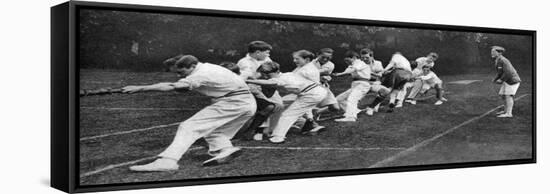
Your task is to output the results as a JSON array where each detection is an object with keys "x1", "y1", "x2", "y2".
[
  {"x1": 239, "y1": 65, "x2": 254, "y2": 79},
  {"x1": 352, "y1": 62, "x2": 367, "y2": 71},
  {"x1": 419, "y1": 72, "x2": 436, "y2": 81},
  {"x1": 319, "y1": 62, "x2": 335, "y2": 75},
  {"x1": 177, "y1": 76, "x2": 203, "y2": 90},
  {"x1": 269, "y1": 77, "x2": 286, "y2": 87},
  {"x1": 373, "y1": 62, "x2": 384, "y2": 73},
  {"x1": 270, "y1": 77, "x2": 300, "y2": 93},
  {"x1": 341, "y1": 66, "x2": 356, "y2": 74}
]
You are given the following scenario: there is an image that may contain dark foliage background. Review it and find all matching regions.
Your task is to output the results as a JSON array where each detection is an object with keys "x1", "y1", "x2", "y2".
[{"x1": 79, "y1": 10, "x2": 533, "y2": 75}]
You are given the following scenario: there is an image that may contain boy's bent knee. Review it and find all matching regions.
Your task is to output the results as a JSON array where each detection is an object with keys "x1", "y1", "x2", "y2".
[{"x1": 258, "y1": 104, "x2": 275, "y2": 116}]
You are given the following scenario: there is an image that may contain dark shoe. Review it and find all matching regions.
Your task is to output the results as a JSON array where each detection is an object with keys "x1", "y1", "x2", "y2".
[{"x1": 300, "y1": 119, "x2": 313, "y2": 133}]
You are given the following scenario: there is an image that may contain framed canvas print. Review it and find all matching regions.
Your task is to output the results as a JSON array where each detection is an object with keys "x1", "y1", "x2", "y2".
[{"x1": 51, "y1": 0, "x2": 536, "y2": 193}]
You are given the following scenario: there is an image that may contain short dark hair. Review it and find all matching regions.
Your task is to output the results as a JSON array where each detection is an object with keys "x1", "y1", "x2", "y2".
[
  {"x1": 318, "y1": 48, "x2": 334, "y2": 55},
  {"x1": 247, "y1": 41, "x2": 273, "y2": 53},
  {"x1": 360, "y1": 48, "x2": 374, "y2": 56},
  {"x1": 491, "y1": 46, "x2": 506, "y2": 53},
  {"x1": 344, "y1": 50, "x2": 359, "y2": 59},
  {"x1": 428, "y1": 52, "x2": 439, "y2": 59},
  {"x1": 257, "y1": 61, "x2": 280, "y2": 74},
  {"x1": 219, "y1": 61, "x2": 240, "y2": 75},
  {"x1": 163, "y1": 54, "x2": 184, "y2": 67},
  {"x1": 174, "y1": 55, "x2": 199, "y2": 69},
  {"x1": 410, "y1": 60, "x2": 418, "y2": 69},
  {"x1": 293, "y1": 50, "x2": 316, "y2": 61}
]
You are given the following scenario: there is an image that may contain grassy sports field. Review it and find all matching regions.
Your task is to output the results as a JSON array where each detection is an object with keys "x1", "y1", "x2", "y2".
[{"x1": 78, "y1": 69, "x2": 533, "y2": 185}]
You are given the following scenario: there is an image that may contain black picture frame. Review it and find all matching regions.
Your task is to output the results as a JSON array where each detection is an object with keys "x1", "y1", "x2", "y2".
[{"x1": 51, "y1": 1, "x2": 536, "y2": 193}]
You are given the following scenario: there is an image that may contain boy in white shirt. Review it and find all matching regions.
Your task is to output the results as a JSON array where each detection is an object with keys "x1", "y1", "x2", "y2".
[
  {"x1": 309, "y1": 48, "x2": 342, "y2": 121},
  {"x1": 292, "y1": 50, "x2": 341, "y2": 129},
  {"x1": 406, "y1": 52, "x2": 446, "y2": 105},
  {"x1": 237, "y1": 41, "x2": 283, "y2": 137},
  {"x1": 360, "y1": 48, "x2": 387, "y2": 113},
  {"x1": 219, "y1": 62, "x2": 282, "y2": 141},
  {"x1": 412, "y1": 66, "x2": 446, "y2": 105},
  {"x1": 125, "y1": 55, "x2": 256, "y2": 171},
  {"x1": 246, "y1": 61, "x2": 327, "y2": 143},
  {"x1": 314, "y1": 48, "x2": 336, "y2": 88},
  {"x1": 237, "y1": 40, "x2": 272, "y2": 80},
  {"x1": 332, "y1": 51, "x2": 372, "y2": 122},
  {"x1": 381, "y1": 52, "x2": 413, "y2": 111},
  {"x1": 288, "y1": 50, "x2": 326, "y2": 134}
]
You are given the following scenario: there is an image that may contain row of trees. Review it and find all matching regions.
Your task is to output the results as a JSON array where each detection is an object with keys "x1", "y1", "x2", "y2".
[{"x1": 79, "y1": 10, "x2": 533, "y2": 75}]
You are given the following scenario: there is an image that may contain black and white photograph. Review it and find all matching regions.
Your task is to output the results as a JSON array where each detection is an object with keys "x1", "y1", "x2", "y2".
[
  {"x1": 6, "y1": 0, "x2": 550, "y2": 193},
  {"x1": 74, "y1": 2, "x2": 535, "y2": 188}
]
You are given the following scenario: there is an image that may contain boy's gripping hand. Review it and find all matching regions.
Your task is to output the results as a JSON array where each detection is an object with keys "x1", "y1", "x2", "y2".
[
  {"x1": 122, "y1": 86, "x2": 143, "y2": 93},
  {"x1": 79, "y1": 87, "x2": 123, "y2": 97}
]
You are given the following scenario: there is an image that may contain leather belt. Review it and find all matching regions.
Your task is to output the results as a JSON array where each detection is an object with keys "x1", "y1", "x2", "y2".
[
  {"x1": 301, "y1": 83, "x2": 319, "y2": 93},
  {"x1": 216, "y1": 89, "x2": 250, "y2": 98}
]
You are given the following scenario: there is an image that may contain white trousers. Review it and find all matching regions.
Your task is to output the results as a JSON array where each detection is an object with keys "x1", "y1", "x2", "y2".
[
  {"x1": 158, "y1": 94, "x2": 256, "y2": 160},
  {"x1": 398, "y1": 83, "x2": 411, "y2": 102},
  {"x1": 407, "y1": 80, "x2": 423, "y2": 99},
  {"x1": 336, "y1": 81, "x2": 371, "y2": 119},
  {"x1": 389, "y1": 82, "x2": 410, "y2": 105},
  {"x1": 269, "y1": 86, "x2": 327, "y2": 138}
]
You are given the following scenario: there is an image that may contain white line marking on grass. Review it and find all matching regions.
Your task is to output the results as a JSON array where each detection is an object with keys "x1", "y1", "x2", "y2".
[
  {"x1": 81, "y1": 81, "x2": 151, "y2": 85},
  {"x1": 368, "y1": 94, "x2": 529, "y2": 168},
  {"x1": 239, "y1": 146, "x2": 406, "y2": 151},
  {"x1": 80, "y1": 145, "x2": 405, "y2": 178},
  {"x1": 448, "y1": 80, "x2": 482, "y2": 85},
  {"x1": 80, "y1": 107, "x2": 200, "y2": 111},
  {"x1": 413, "y1": 92, "x2": 452, "y2": 101},
  {"x1": 80, "y1": 156, "x2": 157, "y2": 178},
  {"x1": 80, "y1": 147, "x2": 203, "y2": 178},
  {"x1": 80, "y1": 122, "x2": 180, "y2": 141}
]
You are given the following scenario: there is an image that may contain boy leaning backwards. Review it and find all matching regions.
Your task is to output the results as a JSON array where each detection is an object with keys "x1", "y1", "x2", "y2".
[
  {"x1": 246, "y1": 61, "x2": 327, "y2": 143},
  {"x1": 124, "y1": 55, "x2": 256, "y2": 171}
]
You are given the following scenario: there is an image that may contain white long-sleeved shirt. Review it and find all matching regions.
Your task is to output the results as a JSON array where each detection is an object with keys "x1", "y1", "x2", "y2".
[
  {"x1": 312, "y1": 59, "x2": 335, "y2": 74},
  {"x1": 312, "y1": 59, "x2": 335, "y2": 83},
  {"x1": 270, "y1": 72, "x2": 318, "y2": 95},
  {"x1": 415, "y1": 57, "x2": 435, "y2": 70},
  {"x1": 385, "y1": 53, "x2": 412, "y2": 72},
  {"x1": 368, "y1": 59, "x2": 384, "y2": 77},
  {"x1": 176, "y1": 63, "x2": 249, "y2": 98},
  {"x1": 293, "y1": 62, "x2": 321, "y2": 84},
  {"x1": 418, "y1": 71, "x2": 442, "y2": 85},
  {"x1": 236, "y1": 54, "x2": 272, "y2": 79},
  {"x1": 341, "y1": 59, "x2": 371, "y2": 80}
]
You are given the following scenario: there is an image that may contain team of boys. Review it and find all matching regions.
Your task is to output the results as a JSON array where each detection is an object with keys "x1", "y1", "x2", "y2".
[{"x1": 121, "y1": 41, "x2": 519, "y2": 172}]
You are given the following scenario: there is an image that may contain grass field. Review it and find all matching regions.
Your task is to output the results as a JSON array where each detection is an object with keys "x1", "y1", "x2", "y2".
[{"x1": 78, "y1": 69, "x2": 533, "y2": 186}]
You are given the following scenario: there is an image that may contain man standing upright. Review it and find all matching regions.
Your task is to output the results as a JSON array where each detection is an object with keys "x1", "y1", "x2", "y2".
[{"x1": 491, "y1": 46, "x2": 521, "y2": 118}]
